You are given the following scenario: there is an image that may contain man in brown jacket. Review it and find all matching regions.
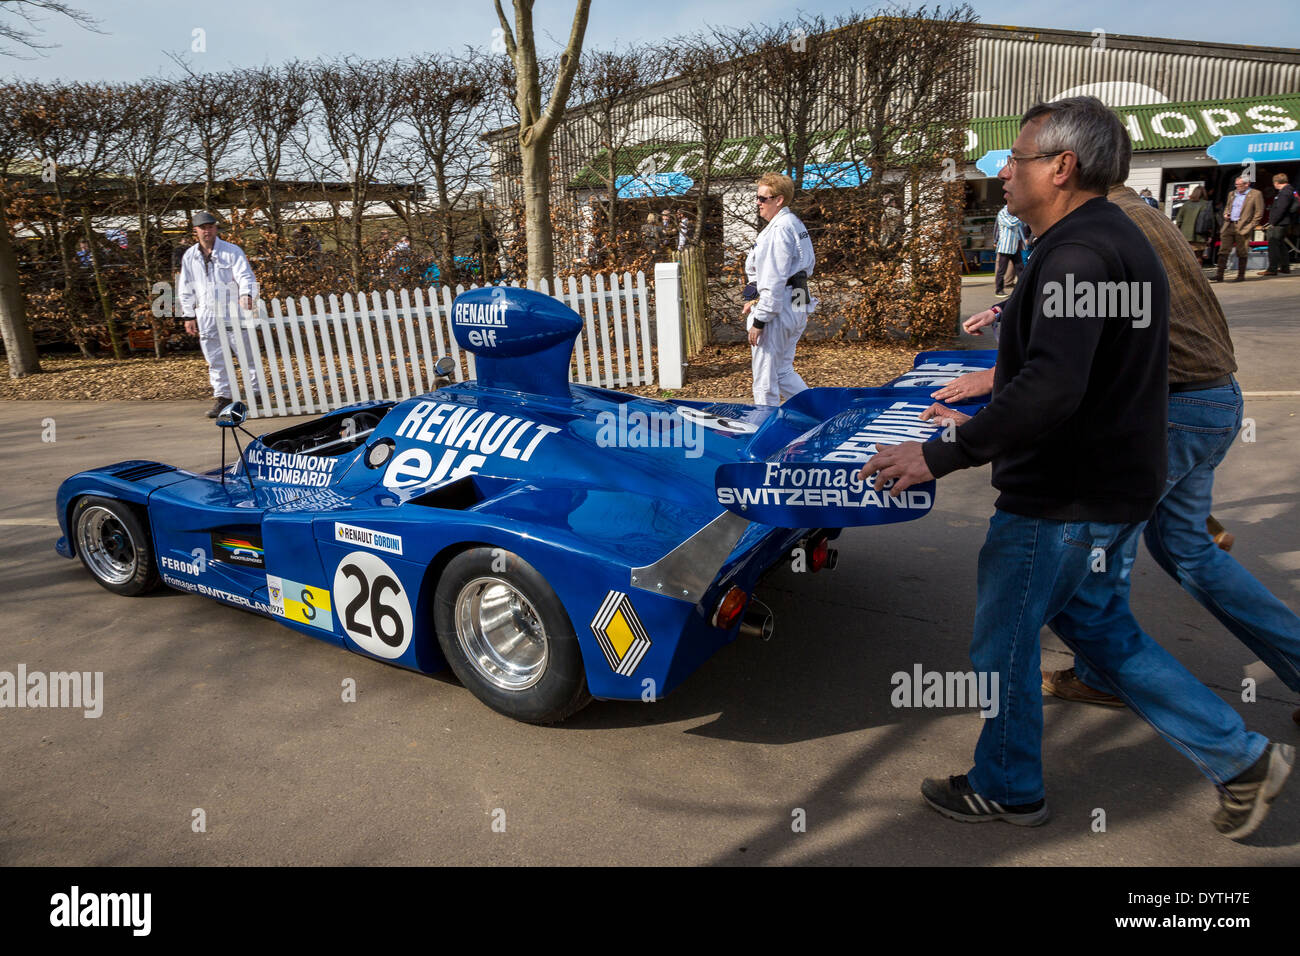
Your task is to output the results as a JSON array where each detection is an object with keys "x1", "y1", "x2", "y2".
[
  {"x1": 936, "y1": 183, "x2": 1300, "y2": 732},
  {"x1": 1213, "y1": 174, "x2": 1264, "y2": 282}
]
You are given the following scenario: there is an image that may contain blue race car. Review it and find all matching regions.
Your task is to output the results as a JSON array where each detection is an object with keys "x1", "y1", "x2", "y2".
[{"x1": 55, "y1": 286, "x2": 994, "y2": 723}]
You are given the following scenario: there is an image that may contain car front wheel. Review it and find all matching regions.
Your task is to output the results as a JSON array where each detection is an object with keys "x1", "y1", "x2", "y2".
[{"x1": 71, "y1": 495, "x2": 160, "y2": 596}]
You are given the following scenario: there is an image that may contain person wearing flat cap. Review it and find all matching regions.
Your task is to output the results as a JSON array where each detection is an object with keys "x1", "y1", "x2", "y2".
[{"x1": 177, "y1": 212, "x2": 261, "y2": 417}]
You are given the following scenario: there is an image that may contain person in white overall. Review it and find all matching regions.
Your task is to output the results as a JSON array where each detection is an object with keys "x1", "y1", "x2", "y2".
[
  {"x1": 744, "y1": 173, "x2": 817, "y2": 406},
  {"x1": 178, "y1": 211, "x2": 260, "y2": 418}
]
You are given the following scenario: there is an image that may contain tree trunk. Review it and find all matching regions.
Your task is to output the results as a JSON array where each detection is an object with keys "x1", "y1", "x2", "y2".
[
  {"x1": 53, "y1": 220, "x2": 92, "y2": 359},
  {"x1": 521, "y1": 139, "x2": 553, "y2": 283},
  {"x1": 350, "y1": 187, "x2": 365, "y2": 290},
  {"x1": 138, "y1": 207, "x2": 165, "y2": 358},
  {"x1": 0, "y1": 205, "x2": 40, "y2": 378},
  {"x1": 82, "y1": 213, "x2": 125, "y2": 359}
]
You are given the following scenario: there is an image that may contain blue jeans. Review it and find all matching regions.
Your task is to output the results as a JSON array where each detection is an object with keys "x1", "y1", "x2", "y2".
[
  {"x1": 1074, "y1": 380, "x2": 1300, "y2": 695},
  {"x1": 967, "y1": 509, "x2": 1267, "y2": 805}
]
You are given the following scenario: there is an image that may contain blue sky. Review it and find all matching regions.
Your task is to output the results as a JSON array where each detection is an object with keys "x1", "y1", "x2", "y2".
[{"x1": 4, "y1": 0, "x2": 1297, "y2": 82}]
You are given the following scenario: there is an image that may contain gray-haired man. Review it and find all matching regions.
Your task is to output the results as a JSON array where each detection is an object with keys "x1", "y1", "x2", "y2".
[{"x1": 864, "y1": 96, "x2": 1292, "y2": 838}]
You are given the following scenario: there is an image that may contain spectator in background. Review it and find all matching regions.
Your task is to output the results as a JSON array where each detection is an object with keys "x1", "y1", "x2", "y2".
[
  {"x1": 677, "y1": 214, "x2": 692, "y2": 251},
  {"x1": 659, "y1": 209, "x2": 675, "y2": 254},
  {"x1": 1213, "y1": 174, "x2": 1263, "y2": 282},
  {"x1": 178, "y1": 211, "x2": 260, "y2": 419},
  {"x1": 744, "y1": 172, "x2": 816, "y2": 406},
  {"x1": 1140, "y1": 187, "x2": 1160, "y2": 209},
  {"x1": 641, "y1": 212, "x2": 661, "y2": 253},
  {"x1": 994, "y1": 203, "x2": 1023, "y2": 296},
  {"x1": 1259, "y1": 173, "x2": 1296, "y2": 276},
  {"x1": 75, "y1": 238, "x2": 93, "y2": 269},
  {"x1": 1173, "y1": 185, "x2": 1212, "y2": 264},
  {"x1": 293, "y1": 225, "x2": 322, "y2": 261}
]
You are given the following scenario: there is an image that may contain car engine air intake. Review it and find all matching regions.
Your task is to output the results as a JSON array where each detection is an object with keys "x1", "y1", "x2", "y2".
[{"x1": 449, "y1": 286, "x2": 583, "y2": 399}]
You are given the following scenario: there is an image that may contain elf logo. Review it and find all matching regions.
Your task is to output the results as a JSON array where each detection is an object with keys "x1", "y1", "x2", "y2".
[{"x1": 49, "y1": 886, "x2": 151, "y2": 936}]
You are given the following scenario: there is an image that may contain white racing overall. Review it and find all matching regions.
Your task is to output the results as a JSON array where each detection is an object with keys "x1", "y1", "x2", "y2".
[
  {"x1": 177, "y1": 237, "x2": 260, "y2": 399},
  {"x1": 746, "y1": 207, "x2": 817, "y2": 406}
]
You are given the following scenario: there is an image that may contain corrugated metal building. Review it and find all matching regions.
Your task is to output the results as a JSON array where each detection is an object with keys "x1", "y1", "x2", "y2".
[{"x1": 488, "y1": 21, "x2": 1300, "y2": 262}]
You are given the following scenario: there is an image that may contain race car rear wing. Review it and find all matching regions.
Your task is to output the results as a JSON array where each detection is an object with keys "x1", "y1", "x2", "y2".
[{"x1": 715, "y1": 350, "x2": 996, "y2": 528}]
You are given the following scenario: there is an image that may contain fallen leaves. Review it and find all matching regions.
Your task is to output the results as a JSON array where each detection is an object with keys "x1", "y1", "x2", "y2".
[{"x1": 1, "y1": 339, "x2": 925, "y2": 406}]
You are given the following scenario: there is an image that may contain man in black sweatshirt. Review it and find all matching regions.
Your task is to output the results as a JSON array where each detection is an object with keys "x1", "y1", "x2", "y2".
[{"x1": 863, "y1": 96, "x2": 1292, "y2": 839}]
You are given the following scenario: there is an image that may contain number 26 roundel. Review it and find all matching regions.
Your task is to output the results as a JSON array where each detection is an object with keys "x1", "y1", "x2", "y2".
[{"x1": 333, "y1": 551, "x2": 414, "y2": 659}]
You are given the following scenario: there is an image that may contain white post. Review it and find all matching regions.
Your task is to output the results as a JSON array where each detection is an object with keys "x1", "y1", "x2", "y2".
[{"x1": 653, "y1": 261, "x2": 684, "y2": 391}]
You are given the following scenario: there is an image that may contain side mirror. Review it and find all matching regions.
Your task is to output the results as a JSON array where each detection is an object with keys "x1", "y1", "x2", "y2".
[
  {"x1": 434, "y1": 356, "x2": 456, "y2": 378},
  {"x1": 216, "y1": 401, "x2": 248, "y2": 428}
]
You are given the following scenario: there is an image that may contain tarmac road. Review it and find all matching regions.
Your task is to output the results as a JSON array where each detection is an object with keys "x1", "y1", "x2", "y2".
[{"x1": 0, "y1": 275, "x2": 1297, "y2": 866}]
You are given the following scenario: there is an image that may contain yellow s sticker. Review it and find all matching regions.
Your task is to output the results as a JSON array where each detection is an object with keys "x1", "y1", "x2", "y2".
[{"x1": 267, "y1": 575, "x2": 334, "y2": 632}]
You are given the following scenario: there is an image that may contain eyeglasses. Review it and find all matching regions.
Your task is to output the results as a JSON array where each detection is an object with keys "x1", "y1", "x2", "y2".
[
  {"x1": 756, "y1": 194, "x2": 779, "y2": 204},
  {"x1": 1004, "y1": 150, "x2": 1065, "y2": 170}
]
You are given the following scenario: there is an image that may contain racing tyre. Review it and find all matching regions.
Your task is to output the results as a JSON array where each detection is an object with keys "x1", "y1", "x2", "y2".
[
  {"x1": 71, "y1": 495, "x2": 160, "y2": 596},
  {"x1": 434, "y1": 547, "x2": 592, "y2": 724}
]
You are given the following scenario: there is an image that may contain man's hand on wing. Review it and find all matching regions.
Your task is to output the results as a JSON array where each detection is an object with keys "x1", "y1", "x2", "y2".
[
  {"x1": 920, "y1": 402, "x2": 972, "y2": 427},
  {"x1": 858, "y1": 441, "x2": 933, "y2": 495},
  {"x1": 931, "y1": 368, "x2": 993, "y2": 403}
]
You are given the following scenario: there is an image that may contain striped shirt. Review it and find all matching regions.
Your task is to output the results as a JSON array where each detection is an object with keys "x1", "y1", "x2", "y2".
[
  {"x1": 995, "y1": 207, "x2": 1023, "y2": 255},
  {"x1": 1107, "y1": 185, "x2": 1236, "y2": 383}
]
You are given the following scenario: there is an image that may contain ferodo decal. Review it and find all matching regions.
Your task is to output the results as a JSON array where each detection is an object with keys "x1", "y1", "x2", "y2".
[
  {"x1": 211, "y1": 531, "x2": 265, "y2": 568},
  {"x1": 334, "y1": 522, "x2": 403, "y2": 555},
  {"x1": 332, "y1": 551, "x2": 413, "y2": 659},
  {"x1": 382, "y1": 401, "x2": 560, "y2": 490},
  {"x1": 590, "y1": 591, "x2": 651, "y2": 677},
  {"x1": 267, "y1": 575, "x2": 334, "y2": 632}
]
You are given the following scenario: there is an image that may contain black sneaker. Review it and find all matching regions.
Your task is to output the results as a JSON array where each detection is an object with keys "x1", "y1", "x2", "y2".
[
  {"x1": 921, "y1": 774, "x2": 1050, "y2": 826},
  {"x1": 207, "y1": 396, "x2": 232, "y2": 419},
  {"x1": 1213, "y1": 743, "x2": 1295, "y2": 839}
]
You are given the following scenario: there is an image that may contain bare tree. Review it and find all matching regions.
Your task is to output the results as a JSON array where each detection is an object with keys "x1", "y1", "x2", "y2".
[
  {"x1": 13, "y1": 81, "x2": 100, "y2": 356},
  {"x1": 66, "y1": 82, "x2": 130, "y2": 358},
  {"x1": 307, "y1": 57, "x2": 407, "y2": 289},
  {"x1": 171, "y1": 65, "x2": 244, "y2": 213},
  {"x1": 493, "y1": 0, "x2": 592, "y2": 283},
  {"x1": 572, "y1": 44, "x2": 659, "y2": 248},
  {"x1": 245, "y1": 61, "x2": 310, "y2": 239},
  {"x1": 658, "y1": 25, "x2": 757, "y2": 247},
  {"x1": 0, "y1": 0, "x2": 99, "y2": 58},
  {"x1": 0, "y1": 82, "x2": 37, "y2": 375},
  {"x1": 118, "y1": 79, "x2": 184, "y2": 357},
  {"x1": 399, "y1": 50, "x2": 493, "y2": 285},
  {"x1": 750, "y1": 13, "x2": 869, "y2": 194}
]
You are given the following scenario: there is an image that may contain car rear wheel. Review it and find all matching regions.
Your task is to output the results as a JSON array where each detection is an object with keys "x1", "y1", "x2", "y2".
[
  {"x1": 434, "y1": 547, "x2": 591, "y2": 723},
  {"x1": 72, "y1": 495, "x2": 159, "y2": 596}
]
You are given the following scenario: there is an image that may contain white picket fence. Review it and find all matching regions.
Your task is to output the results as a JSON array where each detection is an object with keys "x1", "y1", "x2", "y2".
[{"x1": 217, "y1": 267, "x2": 680, "y2": 419}]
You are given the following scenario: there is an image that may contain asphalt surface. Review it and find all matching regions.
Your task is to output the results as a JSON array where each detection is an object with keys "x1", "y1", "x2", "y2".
[{"x1": 1, "y1": 274, "x2": 1298, "y2": 866}]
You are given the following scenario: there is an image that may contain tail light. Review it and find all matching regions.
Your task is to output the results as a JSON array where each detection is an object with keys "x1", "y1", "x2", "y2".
[{"x1": 711, "y1": 586, "x2": 748, "y2": 630}]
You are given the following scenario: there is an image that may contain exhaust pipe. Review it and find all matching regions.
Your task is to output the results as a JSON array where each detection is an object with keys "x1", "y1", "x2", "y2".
[{"x1": 738, "y1": 600, "x2": 774, "y2": 641}]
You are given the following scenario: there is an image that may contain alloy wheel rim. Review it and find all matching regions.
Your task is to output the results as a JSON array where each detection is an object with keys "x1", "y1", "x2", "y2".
[
  {"x1": 77, "y1": 506, "x2": 138, "y2": 585},
  {"x1": 454, "y1": 576, "x2": 548, "y2": 691}
]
